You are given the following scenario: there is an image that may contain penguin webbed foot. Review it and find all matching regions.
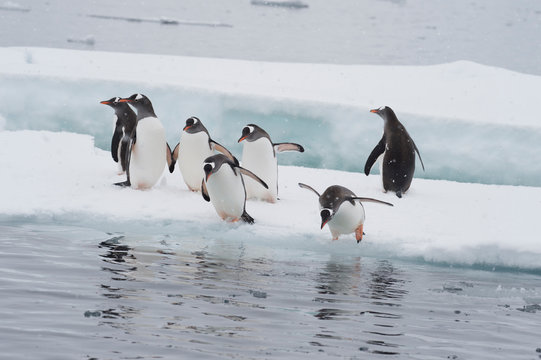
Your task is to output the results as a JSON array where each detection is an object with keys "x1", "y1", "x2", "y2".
[
  {"x1": 241, "y1": 211, "x2": 255, "y2": 224},
  {"x1": 395, "y1": 191, "x2": 402, "y2": 198},
  {"x1": 114, "y1": 180, "x2": 131, "y2": 187}
]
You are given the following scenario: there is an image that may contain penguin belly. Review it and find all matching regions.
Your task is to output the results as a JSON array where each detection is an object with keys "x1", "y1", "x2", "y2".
[
  {"x1": 129, "y1": 117, "x2": 166, "y2": 189},
  {"x1": 327, "y1": 201, "x2": 365, "y2": 239},
  {"x1": 206, "y1": 167, "x2": 246, "y2": 221},
  {"x1": 241, "y1": 138, "x2": 277, "y2": 202},
  {"x1": 178, "y1": 132, "x2": 213, "y2": 191}
]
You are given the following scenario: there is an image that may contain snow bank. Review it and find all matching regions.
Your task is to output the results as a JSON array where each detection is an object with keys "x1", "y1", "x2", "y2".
[
  {"x1": 1, "y1": 130, "x2": 539, "y2": 270},
  {"x1": 1, "y1": 47, "x2": 539, "y2": 127}
]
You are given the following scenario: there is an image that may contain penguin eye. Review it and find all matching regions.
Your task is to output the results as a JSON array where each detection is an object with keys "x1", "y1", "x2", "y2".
[{"x1": 321, "y1": 209, "x2": 332, "y2": 218}]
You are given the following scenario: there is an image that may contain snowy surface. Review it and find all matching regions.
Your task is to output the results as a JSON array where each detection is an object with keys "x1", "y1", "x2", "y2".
[{"x1": 1, "y1": 130, "x2": 539, "y2": 270}]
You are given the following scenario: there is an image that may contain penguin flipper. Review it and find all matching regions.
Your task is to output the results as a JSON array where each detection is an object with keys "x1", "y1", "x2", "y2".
[
  {"x1": 364, "y1": 136, "x2": 385, "y2": 175},
  {"x1": 111, "y1": 127, "x2": 122, "y2": 162},
  {"x1": 298, "y1": 183, "x2": 320, "y2": 197},
  {"x1": 119, "y1": 136, "x2": 131, "y2": 172},
  {"x1": 412, "y1": 140, "x2": 425, "y2": 171},
  {"x1": 237, "y1": 167, "x2": 269, "y2": 189},
  {"x1": 241, "y1": 210, "x2": 255, "y2": 224},
  {"x1": 210, "y1": 140, "x2": 239, "y2": 166},
  {"x1": 273, "y1": 142, "x2": 305, "y2": 153},
  {"x1": 166, "y1": 142, "x2": 176, "y2": 173},
  {"x1": 349, "y1": 196, "x2": 394, "y2": 207},
  {"x1": 201, "y1": 180, "x2": 210, "y2": 202}
]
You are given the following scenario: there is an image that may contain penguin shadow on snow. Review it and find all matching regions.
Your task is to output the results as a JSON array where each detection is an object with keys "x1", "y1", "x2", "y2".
[{"x1": 364, "y1": 106, "x2": 425, "y2": 198}]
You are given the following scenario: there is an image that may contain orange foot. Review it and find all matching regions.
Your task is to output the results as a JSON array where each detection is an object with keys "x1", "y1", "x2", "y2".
[{"x1": 355, "y1": 224, "x2": 364, "y2": 243}]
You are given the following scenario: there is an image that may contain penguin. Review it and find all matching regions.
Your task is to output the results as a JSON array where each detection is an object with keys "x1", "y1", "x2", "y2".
[
  {"x1": 238, "y1": 124, "x2": 304, "y2": 203},
  {"x1": 201, "y1": 154, "x2": 268, "y2": 224},
  {"x1": 117, "y1": 94, "x2": 175, "y2": 189},
  {"x1": 364, "y1": 106, "x2": 425, "y2": 198},
  {"x1": 298, "y1": 183, "x2": 393, "y2": 243},
  {"x1": 100, "y1": 97, "x2": 136, "y2": 174},
  {"x1": 170, "y1": 116, "x2": 237, "y2": 192}
]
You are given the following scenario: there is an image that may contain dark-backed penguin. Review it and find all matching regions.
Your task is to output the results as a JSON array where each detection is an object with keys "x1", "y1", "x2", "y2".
[
  {"x1": 364, "y1": 106, "x2": 425, "y2": 198},
  {"x1": 238, "y1": 124, "x2": 304, "y2": 203},
  {"x1": 171, "y1": 117, "x2": 237, "y2": 192},
  {"x1": 298, "y1": 183, "x2": 393, "y2": 243},
  {"x1": 117, "y1": 94, "x2": 175, "y2": 189},
  {"x1": 201, "y1": 154, "x2": 268, "y2": 224},
  {"x1": 100, "y1": 97, "x2": 136, "y2": 174}
]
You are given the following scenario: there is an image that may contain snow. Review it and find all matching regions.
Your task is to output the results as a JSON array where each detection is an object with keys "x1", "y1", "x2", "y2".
[
  {"x1": 1, "y1": 130, "x2": 539, "y2": 270},
  {"x1": 0, "y1": 47, "x2": 540, "y2": 270}
]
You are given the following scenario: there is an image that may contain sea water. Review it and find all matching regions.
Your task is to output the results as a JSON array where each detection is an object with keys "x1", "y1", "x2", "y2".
[
  {"x1": 1, "y1": 221, "x2": 541, "y2": 359},
  {"x1": 2, "y1": 0, "x2": 541, "y2": 359}
]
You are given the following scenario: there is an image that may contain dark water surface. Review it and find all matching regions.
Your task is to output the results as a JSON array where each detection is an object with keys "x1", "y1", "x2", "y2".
[{"x1": 1, "y1": 222, "x2": 540, "y2": 359}]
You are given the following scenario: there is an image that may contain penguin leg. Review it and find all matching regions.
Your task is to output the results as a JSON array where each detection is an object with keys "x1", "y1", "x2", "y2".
[{"x1": 355, "y1": 224, "x2": 364, "y2": 243}]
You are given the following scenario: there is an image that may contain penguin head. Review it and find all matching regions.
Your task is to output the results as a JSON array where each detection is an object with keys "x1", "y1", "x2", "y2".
[
  {"x1": 203, "y1": 154, "x2": 230, "y2": 182},
  {"x1": 120, "y1": 94, "x2": 156, "y2": 117},
  {"x1": 370, "y1": 106, "x2": 397, "y2": 122},
  {"x1": 238, "y1": 124, "x2": 269, "y2": 143},
  {"x1": 100, "y1": 97, "x2": 121, "y2": 107},
  {"x1": 183, "y1": 116, "x2": 207, "y2": 134},
  {"x1": 203, "y1": 160, "x2": 216, "y2": 182},
  {"x1": 320, "y1": 208, "x2": 333, "y2": 229}
]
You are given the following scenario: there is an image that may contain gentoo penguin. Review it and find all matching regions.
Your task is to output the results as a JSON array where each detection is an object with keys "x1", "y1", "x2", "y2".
[
  {"x1": 364, "y1": 106, "x2": 425, "y2": 198},
  {"x1": 171, "y1": 116, "x2": 237, "y2": 192},
  {"x1": 100, "y1": 97, "x2": 136, "y2": 173},
  {"x1": 238, "y1": 124, "x2": 304, "y2": 203},
  {"x1": 298, "y1": 183, "x2": 393, "y2": 243},
  {"x1": 201, "y1": 154, "x2": 268, "y2": 224},
  {"x1": 117, "y1": 94, "x2": 175, "y2": 189}
]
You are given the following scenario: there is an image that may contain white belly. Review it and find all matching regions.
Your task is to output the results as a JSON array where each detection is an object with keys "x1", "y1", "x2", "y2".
[
  {"x1": 241, "y1": 139, "x2": 277, "y2": 202},
  {"x1": 206, "y1": 166, "x2": 246, "y2": 221},
  {"x1": 129, "y1": 117, "x2": 166, "y2": 189},
  {"x1": 327, "y1": 201, "x2": 365, "y2": 238},
  {"x1": 178, "y1": 131, "x2": 213, "y2": 191}
]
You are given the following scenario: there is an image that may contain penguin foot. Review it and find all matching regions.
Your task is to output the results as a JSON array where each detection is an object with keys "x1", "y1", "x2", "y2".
[
  {"x1": 395, "y1": 191, "x2": 402, "y2": 198},
  {"x1": 114, "y1": 180, "x2": 131, "y2": 187},
  {"x1": 355, "y1": 224, "x2": 364, "y2": 243},
  {"x1": 241, "y1": 211, "x2": 255, "y2": 224}
]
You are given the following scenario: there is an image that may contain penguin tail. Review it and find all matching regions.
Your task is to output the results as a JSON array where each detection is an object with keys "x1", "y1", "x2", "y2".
[
  {"x1": 241, "y1": 210, "x2": 255, "y2": 224},
  {"x1": 114, "y1": 180, "x2": 131, "y2": 187}
]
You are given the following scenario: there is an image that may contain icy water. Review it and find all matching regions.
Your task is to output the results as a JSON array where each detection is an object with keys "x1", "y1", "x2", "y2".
[{"x1": 2, "y1": 221, "x2": 541, "y2": 360}]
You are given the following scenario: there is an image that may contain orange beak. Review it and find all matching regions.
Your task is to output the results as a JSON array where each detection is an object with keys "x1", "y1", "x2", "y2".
[
  {"x1": 238, "y1": 136, "x2": 247, "y2": 143},
  {"x1": 118, "y1": 99, "x2": 131, "y2": 103},
  {"x1": 100, "y1": 100, "x2": 110, "y2": 105},
  {"x1": 370, "y1": 109, "x2": 379, "y2": 113}
]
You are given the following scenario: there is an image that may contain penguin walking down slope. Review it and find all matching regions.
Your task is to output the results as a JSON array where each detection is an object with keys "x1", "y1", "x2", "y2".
[
  {"x1": 238, "y1": 124, "x2": 304, "y2": 203},
  {"x1": 171, "y1": 117, "x2": 237, "y2": 192},
  {"x1": 117, "y1": 94, "x2": 175, "y2": 189},
  {"x1": 201, "y1": 154, "x2": 268, "y2": 224},
  {"x1": 364, "y1": 106, "x2": 425, "y2": 198},
  {"x1": 298, "y1": 183, "x2": 393, "y2": 243},
  {"x1": 100, "y1": 97, "x2": 136, "y2": 174}
]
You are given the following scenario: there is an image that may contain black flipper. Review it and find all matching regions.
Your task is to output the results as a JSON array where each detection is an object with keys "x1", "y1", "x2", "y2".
[
  {"x1": 237, "y1": 167, "x2": 268, "y2": 189},
  {"x1": 171, "y1": 142, "x2": 180, "y2": 172},
  {"x1": 119, "y1": 136, "x2": 131, "y2": 172},
  {"x1": 364, "y1": 135, "x2": 386, "y2": 176},
  {"x1": 413, "y1": 140, "x2": 425, "y2": 171},
  {"x1": 298, "y1": 182, "x2": 320, "y2": 197},
  {"x1": 241, "y1": 210, "x2": 255, "y2": 224},
  {"x1": 273, "y1": 142, "x2": 304, "y2": 153},
  {"x1": 210, "y1": 140, "x2": 239, "y2": 166},
  {"x1": 111, "y1": 126, "x2": 122, "y2": 162},
  {"x1": 201, "y1": 180, "x2": 210, "y2": 202},
  {"x1": 348, "y1": 196, "x2": 394, "y2": 207},
  {"x1": 166, "y1": 142, "x2": 176, "y2": 173},
  {"x1": 395, "y1": 191, "x2": 402, "y2": 199}
]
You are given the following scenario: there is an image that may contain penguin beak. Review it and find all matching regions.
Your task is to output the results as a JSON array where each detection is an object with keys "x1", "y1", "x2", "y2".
[
  {"x1": 118, "y1": 98, "x2": 131, "y2": 103},
  {"x1": 370, "y1": 108, "x2": 379, "y2": 114},
  {"x1": 100, "y1": 100, "x2": 110, "y2": 105},
  {"x1": 183, "y1": 125, "x2": 192, "y2": 131},
  {"x1": 238, "y1": 135, "x2": 247, "y2": 143}
]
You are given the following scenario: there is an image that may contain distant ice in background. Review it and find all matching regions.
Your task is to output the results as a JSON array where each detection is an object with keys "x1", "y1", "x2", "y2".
[{"x1": 1, "y1": 0, "x2": 541, "y2": 75}]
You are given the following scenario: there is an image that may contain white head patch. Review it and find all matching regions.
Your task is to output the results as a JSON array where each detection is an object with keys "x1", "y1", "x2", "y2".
[{"x1": 135, "y1": 94, "x2": 143, "y2": 101}]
